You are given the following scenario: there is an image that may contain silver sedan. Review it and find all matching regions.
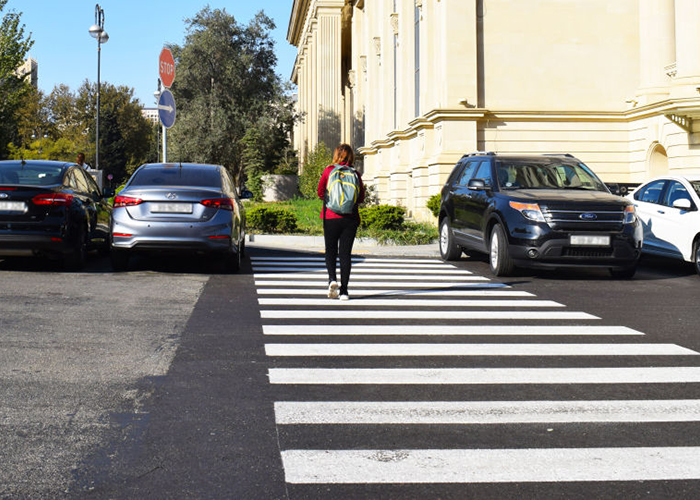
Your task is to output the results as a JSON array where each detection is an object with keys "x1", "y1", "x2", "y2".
[{"x1": 110, "y1": 163, "x2": 247, "y2": 272}]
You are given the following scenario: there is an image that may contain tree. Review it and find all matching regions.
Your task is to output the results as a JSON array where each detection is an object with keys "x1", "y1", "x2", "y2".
[
  {"x1": 168, "y1": 7, "x2": 296, "y2": 187},
  {"x1": 0, "y1": 0, "x2": 33, "y2": 158},
  {"x1": 75, "y1": 81, "x2": 153, "y2": 182}
]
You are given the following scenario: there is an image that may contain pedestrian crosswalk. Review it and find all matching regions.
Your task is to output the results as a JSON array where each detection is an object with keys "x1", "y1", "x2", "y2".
[{"x1": 252, "y1": 254, "x2": 700, "y2": 492}]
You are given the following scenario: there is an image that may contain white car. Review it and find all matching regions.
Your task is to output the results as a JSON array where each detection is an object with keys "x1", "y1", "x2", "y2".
[{"x1": 627, "y1": 175, "x2": 700, "y2": 275}]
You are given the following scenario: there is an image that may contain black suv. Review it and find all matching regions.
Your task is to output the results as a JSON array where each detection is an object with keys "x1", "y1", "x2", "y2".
[{"x1": 438, "y1": 153, "x2": 643, "y2": 278}]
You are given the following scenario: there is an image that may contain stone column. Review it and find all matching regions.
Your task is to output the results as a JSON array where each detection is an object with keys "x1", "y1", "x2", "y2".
[
  {"x1": 637, "y1": 0, "x2": 675, "y2": 104},
  {"x1": 672, "y1": 0, "x2": 700, "y2": 97},
  {"x1": 316, "y1": 6, "x2": 343, "y2": 148}
]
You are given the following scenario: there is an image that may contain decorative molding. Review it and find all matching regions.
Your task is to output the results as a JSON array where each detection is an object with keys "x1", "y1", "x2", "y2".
[
  {"x1": 665, "y1": 62, "x2": 677, "y2": 79},
  {"x1": 373, "y1": 37, "x2": 381, "y2": 59},
  {"x1": 666, "y1": 113, "x2": 692, "y2": 132},
  {"x1": 390, "y1": 12, "x2": 399, "y2": 36},
  {"x1": 360, "y1": 55, "x2": 368, "y2": 78},
  {"x1": 348, "y1": 69, "x2": 356, "y2": 88}
]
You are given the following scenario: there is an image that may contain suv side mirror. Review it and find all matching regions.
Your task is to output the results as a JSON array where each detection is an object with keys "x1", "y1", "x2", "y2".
[
  {"x1": 672, "y1": 198, "x2": 692, "y2": 210},
  {"x1": 468, "y1": 178, "x2": 490, "y2": 191}
]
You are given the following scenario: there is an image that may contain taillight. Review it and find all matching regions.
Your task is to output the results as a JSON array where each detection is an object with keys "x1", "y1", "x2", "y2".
[
  {"x1": 0, "y1": 187, "x2": 18, "y2": 191},
  {"x1": 200, "y1": 197, "x2": 233, "y2": 211},
  {"x1": 113, "y1": 195, "x2": 143, "y2": 207},
  {"x1": 32, "y1": 193, "x2": 74, "y2": 206}
]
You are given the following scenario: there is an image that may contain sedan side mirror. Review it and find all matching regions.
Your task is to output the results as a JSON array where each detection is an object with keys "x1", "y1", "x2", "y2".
[
  {"x1": 102, "y1": 187, "x2": 116, "y2": 198},
  {"x1": 239, "y1": 189, "x2": 254, "y2": 199},
  {"x1": 672, "y1": 198, "x2": 692, "y2": 210}
]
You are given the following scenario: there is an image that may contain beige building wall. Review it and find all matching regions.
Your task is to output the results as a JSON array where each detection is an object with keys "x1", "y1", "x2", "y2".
[{"x1": 288, "y1": 0, "x2": 700, "y2": 222}]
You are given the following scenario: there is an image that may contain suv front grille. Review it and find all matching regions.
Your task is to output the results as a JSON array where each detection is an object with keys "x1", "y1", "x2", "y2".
[{"x1": 541, "y1": 204, "x2": 624, "y2": 231}]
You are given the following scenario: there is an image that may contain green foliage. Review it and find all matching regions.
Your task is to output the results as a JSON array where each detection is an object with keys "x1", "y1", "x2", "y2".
[
  {"x1": 360, "y1": 222, "x2": 439, "y2": 246},
  {"x1": 0, "y1": 1, "x2": 34, "y2": 159},
  {"x1": 298, "y1": 142, "x2": 332, "y2": 199},
  {"x1": 426, "y1": 193, "x2": 441, "y2": 218},
  {"x1": 247, "y1": 206, "x2": 298, "y2": 233},
  {"x1": 359, "y1": 204, "x2": 406, "y2": 231},
  {"x1": 168, "y1": 7, "x2": 297, "y2": 188}
]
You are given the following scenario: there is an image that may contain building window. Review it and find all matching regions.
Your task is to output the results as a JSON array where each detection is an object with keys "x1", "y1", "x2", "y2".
[{"x1": 414, "y1": 3, "x2": 420, "y2": 117}]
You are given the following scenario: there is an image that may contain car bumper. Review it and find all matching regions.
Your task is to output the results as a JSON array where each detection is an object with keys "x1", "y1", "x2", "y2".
[
  {"x1": 110, "y1": 216, "x2": 238, "y2": 253},
  {"x1": 0, "y1": 233, "x2": 73, "y2": 257},
  {"x1": 506, "y1": 224, "x2": 643, "y2": 269}
]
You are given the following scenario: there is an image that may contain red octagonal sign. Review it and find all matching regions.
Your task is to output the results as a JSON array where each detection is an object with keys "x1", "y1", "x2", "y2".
[{"x1": 159, "y1": 47, "x2": 175, "y2": 88}]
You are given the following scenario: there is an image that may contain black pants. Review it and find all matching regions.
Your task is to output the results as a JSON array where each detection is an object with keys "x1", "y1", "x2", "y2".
[{"x1": 323, "y1": 217, "x2": 359, "y2": 293}]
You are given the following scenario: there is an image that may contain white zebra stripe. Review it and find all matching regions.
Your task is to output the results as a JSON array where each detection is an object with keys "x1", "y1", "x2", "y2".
[
  {"x1": 253, "y1": 267, "x2": 473, "y2": 275},
  {"x1": 281, "y1": 447, "x2": 700, "y2": 483},
  {"x1": 253, "y1": 274, "x2": 486, "y2": 281},
  {"x1": 256, "y1": 289, "x2": 526, "y2": 297},
  {"x1": 251, "y1": 257, "x2": 444, "y2": 264},
  {"x1": 255, "y1": 279, "x2": 493, "y2": 287},
  {"x1": 264, "y1": 343, "x2": 696, "y2": 357},
  {"x1": 268, "y1": 366, "x2": 700, "y2": 385},
  {"x1": 262, "y1": 325, "x2": 643, "y2": 336},
  {"x1": 274, "y1": 399, "x2": 700, "y2": 424},
  {"x1": 258, "y1": 298, "x2": 562, "y2": 308},
  {"x1": 252, "y1": 262, "x2": 455, "y2": 269},
  {"x1": 260, "y1": 310, "x2": 597, "y2": 320}
]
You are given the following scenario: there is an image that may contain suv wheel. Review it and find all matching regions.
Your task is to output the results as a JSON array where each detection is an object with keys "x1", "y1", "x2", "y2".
[
  {"x1": 489, "y1": 224, "x2": 515, "y2": 276},
  {"x1": 439, "y1": 219, "x2": 462, "y2": 261}
]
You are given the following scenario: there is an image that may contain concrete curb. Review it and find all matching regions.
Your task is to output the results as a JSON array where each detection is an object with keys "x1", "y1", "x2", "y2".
[{"x1": 246, "y1": 234, "x2": 440, "y2": 257}]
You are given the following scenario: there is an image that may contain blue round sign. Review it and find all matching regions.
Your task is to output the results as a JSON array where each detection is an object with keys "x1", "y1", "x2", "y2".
[{"x1": 158, "y1": 89, "x2": 176, "y2": 128}]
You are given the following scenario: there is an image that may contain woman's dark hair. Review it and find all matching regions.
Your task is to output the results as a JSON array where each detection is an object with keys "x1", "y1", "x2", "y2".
[{"x1": 332, "y1": 143, "x2": 354, "y2": 166}]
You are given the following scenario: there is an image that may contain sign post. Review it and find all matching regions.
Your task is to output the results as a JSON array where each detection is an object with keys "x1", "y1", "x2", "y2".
[{"x1": 158, "y1": 48, "x2": 175, "y2": 161}]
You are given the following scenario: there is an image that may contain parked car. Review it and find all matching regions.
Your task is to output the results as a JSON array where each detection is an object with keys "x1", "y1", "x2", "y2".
[
  {"x1": 110, "y1": 163, "x2": 246, "y2": 272},
  {"x1": 438, "y1": 153, "x2": 643, "y2": 278},
  {"x1": 0, "y1": 159, "x2": 112, "y2": 269},
  {"x1": 627, "y1": 175, "x2": 700, "y2": 275}
]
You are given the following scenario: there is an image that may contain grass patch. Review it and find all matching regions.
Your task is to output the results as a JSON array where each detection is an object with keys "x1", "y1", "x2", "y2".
[{"x1": 245, "y1": 198, "x2": 437, "y2": 245}]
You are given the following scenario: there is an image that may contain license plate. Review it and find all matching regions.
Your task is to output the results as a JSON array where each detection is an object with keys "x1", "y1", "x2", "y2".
[
  {"x1": 570, "y1": 234, "x2": 610, "y2": 246},
  {"x1": 150, "y1": 202, "x2": 192, "y2": 214},
  {"x1": 0, "y1": 201, "x2": 27, "y2": 212}
]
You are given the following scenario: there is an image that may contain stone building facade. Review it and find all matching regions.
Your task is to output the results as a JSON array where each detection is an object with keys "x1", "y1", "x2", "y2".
[{"x1": 287, "y1": 0, "x2": 700, "y2": 221}]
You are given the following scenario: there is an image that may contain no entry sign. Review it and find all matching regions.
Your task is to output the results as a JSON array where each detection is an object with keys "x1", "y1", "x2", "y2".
[{"x1": 159, "y1": 47, "x2": 175, "y2": 88}]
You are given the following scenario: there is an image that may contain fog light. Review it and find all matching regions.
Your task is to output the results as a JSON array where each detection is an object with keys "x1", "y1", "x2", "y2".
[{"x1": 527, "y1": 248, "x2": 539, "y2": 258}]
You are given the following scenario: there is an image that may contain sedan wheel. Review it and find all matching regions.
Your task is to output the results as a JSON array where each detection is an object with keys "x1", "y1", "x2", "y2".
[
  {"x1": 439, "y1": 219, "x2": 462, "y2": 261},
  {"x1": 63, "y1": 227, "x2": 87, "y2": 271},
  {"x1": 110, "y1": 249, "x2": 130, "y2": 271},
  {"x1": 489, "y1": 224, "x2": 515, "y2": 276},
  {"x1": 694, "y1": 240, "x2": 700, "y2": 276}
]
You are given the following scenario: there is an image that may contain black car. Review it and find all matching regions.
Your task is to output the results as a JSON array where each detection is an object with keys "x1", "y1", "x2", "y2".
[
  {"x1": 0, "y1": 160, "x2": 113, "y2": 269},
  {"x1": 438, "y1": 153, "x2": 643, "y2": 278}
]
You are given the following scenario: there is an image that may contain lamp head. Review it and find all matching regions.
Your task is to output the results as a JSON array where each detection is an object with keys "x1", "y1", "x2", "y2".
[{"x1": 89, "y1": 24, "x2": 103, "y2": 38}]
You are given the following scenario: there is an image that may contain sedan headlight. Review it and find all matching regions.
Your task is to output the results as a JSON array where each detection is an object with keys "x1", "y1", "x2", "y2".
[{"x1": 623, "y1": 205, "x2": 636, "y2": 224}]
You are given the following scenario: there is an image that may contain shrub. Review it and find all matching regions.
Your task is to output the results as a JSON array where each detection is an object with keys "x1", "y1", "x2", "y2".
[
  {"x1": 247, "y1": 207, "x2": 298, "y2": 233},
  {"x1": 426, "y1": 193, "x2": 441, "y2": 218},
  {"x1": 359, "y1": 204, "x2": 405, "y2": 230},
  {"x1": 361, "y1": 222, "x2": 438, "y2": 245},
  {"x1": 298, "y1": 142, "x2": 332, "y2": 199}
]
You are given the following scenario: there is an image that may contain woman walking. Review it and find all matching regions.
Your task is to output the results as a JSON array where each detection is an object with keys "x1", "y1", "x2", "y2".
[{"x1": 318, "y1": 143, "x2": 365, "y2": 301}]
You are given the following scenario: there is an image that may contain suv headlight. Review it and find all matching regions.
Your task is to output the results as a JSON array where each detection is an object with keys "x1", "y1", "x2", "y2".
[
  {"x1": 623, "y1": 205, "x2": 636, "y2": 224},
  {"x1": 509, "y1": 201, "x2": 545, "y2": 223}
]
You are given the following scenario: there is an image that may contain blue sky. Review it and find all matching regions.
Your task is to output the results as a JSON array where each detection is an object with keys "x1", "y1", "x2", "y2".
[{"x1": 6, "y1": 0, "x2": 298, "y2": 106}]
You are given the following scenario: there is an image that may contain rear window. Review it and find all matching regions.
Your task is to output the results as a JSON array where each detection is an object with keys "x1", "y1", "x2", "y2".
[
  {"x1": 129, "y1": 166, "x2": 221, "y2": 188},
  {"x1": 0, "y1": 164, "x2": 64, "y2": 186}
]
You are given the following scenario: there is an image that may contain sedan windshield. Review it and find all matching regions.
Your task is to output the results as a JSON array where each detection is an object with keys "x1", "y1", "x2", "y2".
[
  {"x1": 0, "y1": 163, "x2": 63, "y2": 186},
  {"x1": 496, "y1": 159, "x2": 607, "y2": 191}
]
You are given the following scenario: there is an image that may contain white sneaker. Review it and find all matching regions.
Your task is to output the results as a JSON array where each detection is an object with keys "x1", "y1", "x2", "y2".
[
  {"x1": 339, "y1": 293, "x2": 349, "y2": 301},
  {"x1": 327, "y1": 281, "x2": 339, "y2": 299}
]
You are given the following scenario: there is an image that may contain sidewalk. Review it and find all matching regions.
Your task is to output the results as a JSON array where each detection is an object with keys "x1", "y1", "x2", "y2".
[{"x1": 246, "y1": 234, "x2": 440, "y2": 257}]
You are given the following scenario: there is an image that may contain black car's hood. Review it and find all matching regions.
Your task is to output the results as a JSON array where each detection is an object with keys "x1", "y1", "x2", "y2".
[{"x1": 505, "y1": 189, "x2": 628, "y2": 205}]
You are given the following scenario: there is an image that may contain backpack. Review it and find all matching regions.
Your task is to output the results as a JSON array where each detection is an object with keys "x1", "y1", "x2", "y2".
[{"x1": 325, "y1": 164, "x2": 360, "y2": 215}]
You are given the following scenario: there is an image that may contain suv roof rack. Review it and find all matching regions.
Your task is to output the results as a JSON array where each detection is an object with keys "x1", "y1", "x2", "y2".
[
  {"x1": 461, "y1": 151, "x2": 496, "y2": 159},
  {"x1": 542, "y1": 153, "x2": 576, "y2": 158}
]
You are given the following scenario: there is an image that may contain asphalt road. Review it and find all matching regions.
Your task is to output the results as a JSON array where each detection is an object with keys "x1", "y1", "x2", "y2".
[{"x1": 0, "y1": 247, "x2": 699, "y2": 499}]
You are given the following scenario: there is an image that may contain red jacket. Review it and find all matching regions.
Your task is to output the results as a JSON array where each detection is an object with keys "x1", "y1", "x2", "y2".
[{"x1": 317, "y1": 163, "x2": 366, "y2": 220}]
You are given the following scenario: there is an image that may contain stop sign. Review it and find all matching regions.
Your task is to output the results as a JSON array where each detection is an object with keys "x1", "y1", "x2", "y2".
[{"x1": 159, "y1": 47, "x2": 175, "y2": 88}]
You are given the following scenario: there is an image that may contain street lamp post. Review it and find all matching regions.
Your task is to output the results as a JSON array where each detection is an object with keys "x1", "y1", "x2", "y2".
[{"x1": 88, "y1": 4, "x2": 108, "y2": 170}]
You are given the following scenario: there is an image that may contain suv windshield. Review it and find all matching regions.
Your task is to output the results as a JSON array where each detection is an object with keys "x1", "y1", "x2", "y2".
[{"x1": 496, "y1": 159, "x2": 607, "y2": 192}]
